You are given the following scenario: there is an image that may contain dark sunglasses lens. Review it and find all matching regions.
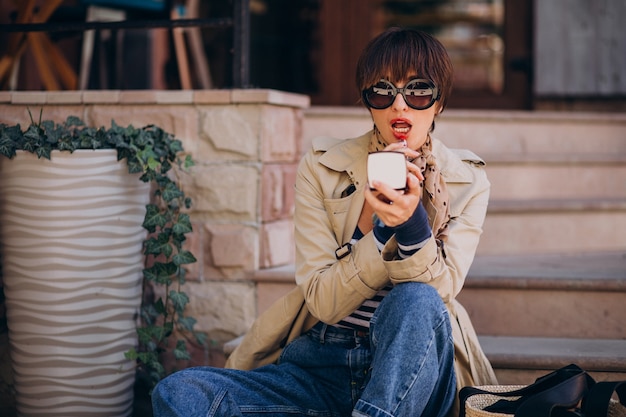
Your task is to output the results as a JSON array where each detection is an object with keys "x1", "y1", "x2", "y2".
[
  {"x1": 404, "y1": 80, "x2": 435, "y2": 109},
  {"x1": 365, "y1": 82, "x2": 395, "y2": 109}
]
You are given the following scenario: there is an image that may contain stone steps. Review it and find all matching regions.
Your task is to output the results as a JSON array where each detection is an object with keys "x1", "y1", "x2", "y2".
[
  {"x1": 479, "y1": 336, "x2": 626, "y2": 384},
  {"x1": 478, "y1": 199, "x2": 626, "y2": 255},
  {"x1": 458, "y1": 252, "x2": 626, "y2": 339},
  {"x1": 484, "y1": 157, "x2": 626, "y2": 201},
  {"x1": 458, "y1": 251, "x2": 626, "y2": 383}
]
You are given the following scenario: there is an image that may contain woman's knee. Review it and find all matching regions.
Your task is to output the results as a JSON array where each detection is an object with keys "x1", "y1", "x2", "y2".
[
  {"x1": 371, "y1": 282, "x2": 449, "y2": 336},
  {"x1": 389, "y1": 282, "x2": 444, "y2": 312},
  {"x1": 152, "y1": 369, "x2": 192, "y2": 406},
  {"x1": 152, "y1": 367, "x2": 223, "y2": 414}
]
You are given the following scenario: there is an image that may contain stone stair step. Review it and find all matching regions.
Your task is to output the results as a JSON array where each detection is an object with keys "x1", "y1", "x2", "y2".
[
  {"x1": 478, "y1": 200, "x2": 626, "y2": 255},
  {"x1": 435, "y1": 111, "x2": 626, "y2": 157},
  {"x1": 480, "y1": 336, "x2": 626, "y2": 385},
  {"x1": 459, "y1": 252, "x2": 626, "y2": 338},
  {"x1": 485, "y1": 159, "x2": 626, "y2": 201}
]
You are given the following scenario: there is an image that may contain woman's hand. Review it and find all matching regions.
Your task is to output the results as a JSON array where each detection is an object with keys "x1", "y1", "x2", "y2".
[{"x1": 364, "y1": 143, "x2": 425, "y2": 227}]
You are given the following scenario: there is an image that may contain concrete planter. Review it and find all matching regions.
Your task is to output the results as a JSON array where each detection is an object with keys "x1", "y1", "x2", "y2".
[{"x1": 0, "y1": 150, "x2": 149, "y2": 416}]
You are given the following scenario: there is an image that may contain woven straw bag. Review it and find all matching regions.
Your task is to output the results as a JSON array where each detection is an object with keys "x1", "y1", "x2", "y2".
[
  {"x1": 464, "y1": 385, "x2": 626, "y2": 417},
  {"x1": 459, "y1": 364, "x2": 626, "y2": 417},
  {"x1": 464, "y1": 385, "x2": 525, "y2": 417}
]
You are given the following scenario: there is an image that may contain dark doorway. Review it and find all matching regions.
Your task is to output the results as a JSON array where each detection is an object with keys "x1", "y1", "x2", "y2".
[{"x1": 249, "y1": 0, "x2": 532, "y2": 109}]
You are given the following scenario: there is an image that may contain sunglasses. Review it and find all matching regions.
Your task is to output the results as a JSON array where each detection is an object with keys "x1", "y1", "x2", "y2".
[{"x1": 362, "y1": 78, "x2": 439, "y2": 110}]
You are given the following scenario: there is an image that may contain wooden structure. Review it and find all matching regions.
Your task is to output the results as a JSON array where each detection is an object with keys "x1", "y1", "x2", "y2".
[
  {"x1": 0, "y1": 0, "x2": 250, "y2": 90},
  {"x1": 535, "y1": 0, "x2": 626, "y2": 97},
  {"x1": 0, "y1": 0, "x2": 77, "y2": 90}
]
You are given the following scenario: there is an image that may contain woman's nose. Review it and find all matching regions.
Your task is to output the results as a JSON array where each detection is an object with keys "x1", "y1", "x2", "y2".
[{"x1": 391, "y1": 91, "x2": 408, "y2": 110}]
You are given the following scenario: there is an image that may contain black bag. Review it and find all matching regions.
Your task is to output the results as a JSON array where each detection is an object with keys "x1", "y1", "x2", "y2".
[{"x1": 459, "y1": 364, "x2": 626, "y2": 417}]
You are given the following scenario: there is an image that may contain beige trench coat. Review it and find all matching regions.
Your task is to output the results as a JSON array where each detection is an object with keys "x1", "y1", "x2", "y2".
[{"x1": 227, "y1": 131, "x2": 498, "y2": 417}]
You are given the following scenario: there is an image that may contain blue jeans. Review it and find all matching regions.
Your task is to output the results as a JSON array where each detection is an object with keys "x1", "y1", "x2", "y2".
[{"x1": 152, "y1": 282, "x2": 456, "y2": 417}]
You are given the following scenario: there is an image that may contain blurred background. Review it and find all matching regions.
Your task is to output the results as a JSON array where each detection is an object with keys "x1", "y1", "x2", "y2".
[{"x1": 0, "y1": 0, "x2": 624, "y2": 109}]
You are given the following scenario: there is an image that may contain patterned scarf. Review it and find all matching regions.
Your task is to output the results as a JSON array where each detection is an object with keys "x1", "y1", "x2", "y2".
[{"x1": 370, "y1": 129, "x2": 450, "y2": 242}]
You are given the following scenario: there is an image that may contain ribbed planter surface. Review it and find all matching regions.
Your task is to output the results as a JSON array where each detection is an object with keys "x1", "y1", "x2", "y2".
[{"x1": 0, "y1": 150, "x2": 149, "y2": 417}]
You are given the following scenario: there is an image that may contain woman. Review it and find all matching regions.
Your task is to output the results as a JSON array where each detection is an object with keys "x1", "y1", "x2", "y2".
[{"x1": 152, "y1": 27, "x2": 497, "y2": 417}]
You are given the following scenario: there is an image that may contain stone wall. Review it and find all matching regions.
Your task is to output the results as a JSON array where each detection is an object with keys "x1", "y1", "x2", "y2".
[{"x1": 0, "y1": 89, "x2": 309, "y2": 382}]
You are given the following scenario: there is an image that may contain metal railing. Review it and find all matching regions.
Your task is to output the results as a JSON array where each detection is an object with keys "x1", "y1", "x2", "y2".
[{"x1": 0, "y1": 0, "x2": 250, "y2": 88}]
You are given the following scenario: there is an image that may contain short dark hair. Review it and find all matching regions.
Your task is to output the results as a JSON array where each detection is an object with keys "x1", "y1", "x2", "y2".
[{"x1": 356, "y1": 27, "x2": 454, "y2": 111}]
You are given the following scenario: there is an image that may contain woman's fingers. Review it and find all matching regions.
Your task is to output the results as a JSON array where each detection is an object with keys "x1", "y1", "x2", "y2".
[
  {"x1": 406, "y1": 160, "x2": 424, "y2": 181},
  {"x1": 365, "y1": 180, "x2": 421, "y2": 227},
  {"x1": 383, "y1": 142, "x2": 421, "y2": 161}
]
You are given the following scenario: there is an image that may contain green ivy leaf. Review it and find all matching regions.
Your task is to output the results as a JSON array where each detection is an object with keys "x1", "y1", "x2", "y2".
[
  {"x1": 173, "y1": 340, "x2": 191, "y2": 360},
  {"x1": 162, "y1": 181, "x2": 183, "y2": 202},
  {"x1": 183, "y1": 154, "x2": 195, "y2": 169},
  {"x1": 173, "y1": 250, "x2": 197, "y2": 266},
  {"x1": 168, "y1": 138, "x2": 184, "y2": 154},
  {"x1": 0, "y1": 135, "x2": 16, "y2": 158},
  {"x1": 172, "y1": 213, "x2": 192, "y2": 235},
  {"x1": 65, "y1": 115, "x2": 85, "y2": 127},
  {"x1": 154, "y1": 298, "x2": 167, "y2": 315},
  {"x1": 194, "y1": 331, "x2": 208, "y2": 347},
  {"x1": 138, "y1": 326, "x2": 163, "y2": 345},
  {"x1": 169, "y1": 290, "x2": 189, "y2": 313},
  {"x1": 142, "y1": 204, "x2": 167, "y2": 233},
  {"x1": 177, "y1": 316, "x2": 197, "y2": 331},
  {"x1": 124, "y1": 347, "x2": 138, "y2": 360},
  {"x1": 143, "y1": 262, "x2": 177, "y2": 285},
  {"x1": 141, "y1": 304, "x2": 159, "y2": 324},
  {"x1": 144, "y1": 236, "x2": 173, "y2": 258},
  {"x1": 35, "y1": 145, "x2": 51, "y2": 160}
]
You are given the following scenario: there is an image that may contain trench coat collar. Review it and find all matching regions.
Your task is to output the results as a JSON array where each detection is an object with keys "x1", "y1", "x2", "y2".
[{"x1": 315, "y1": 131, "x2": 371, "y2": 187}]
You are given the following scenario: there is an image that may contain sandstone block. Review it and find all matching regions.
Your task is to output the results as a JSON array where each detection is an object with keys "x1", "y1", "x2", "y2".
[
  {"x1": 260, "y1": 106, "x2": 300, "y2": 163},
  {"x1": 260, "y1": 219, "x2": 295, "y2": 268},
  {"x1": 261, "y1": 163, "x2": 297, "y2": 222},
  {"x1": 205, "y1": 224, "x2": 259, "y2": 271},
  {"x1": 183, "y1": 164, "x2": 258, "y2": 222},
  {"x1": 184, "y1": 281, "x2": 256, "y2": 342},
  {"x1": 197, "y1": 105, "x2": 260, "y2": 161}
]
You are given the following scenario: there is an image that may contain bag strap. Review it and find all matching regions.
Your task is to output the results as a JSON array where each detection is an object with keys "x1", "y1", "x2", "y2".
[
  {"x1": 459, "y1": 364, "x2": 591, "y2": 417},
  {"x1": 581, "y1": 381, "x2": 626, "y2": 417},
  {"x1": 512, "y1": 371, "x2": 592, "y2": 417}
]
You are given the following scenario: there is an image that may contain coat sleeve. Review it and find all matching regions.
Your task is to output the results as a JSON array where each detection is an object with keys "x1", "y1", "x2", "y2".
[
  {"x1": 381, "y1": 158, "x2": 490, "y2": 303},
  {"x1": 293, "y1": 148, "x2": 390, "y2": 324}
]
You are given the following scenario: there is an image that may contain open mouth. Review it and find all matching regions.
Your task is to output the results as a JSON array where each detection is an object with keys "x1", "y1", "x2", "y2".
[{"x1": 391, "y1": 120, "x2": 411, "y2": 137}]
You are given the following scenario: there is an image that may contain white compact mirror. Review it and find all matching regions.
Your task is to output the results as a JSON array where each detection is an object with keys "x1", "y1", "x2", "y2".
[{"x1": 367, "y1": 151, "x2": 407, "y2": 190}]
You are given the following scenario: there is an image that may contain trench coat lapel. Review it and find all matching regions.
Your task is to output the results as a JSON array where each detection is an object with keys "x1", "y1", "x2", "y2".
[{"x1": 317, "y1": 133, "x2": 371, "y2": 245}]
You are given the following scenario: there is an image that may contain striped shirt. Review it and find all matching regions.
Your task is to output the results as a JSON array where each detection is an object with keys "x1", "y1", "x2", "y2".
[{"x1": 334, "y1": 204, "x2": 431, "y2": 331}]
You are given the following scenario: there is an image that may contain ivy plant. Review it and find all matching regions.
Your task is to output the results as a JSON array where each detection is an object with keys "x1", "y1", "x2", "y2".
[{"x1": 0, "y1": 110, "x2": 206, "y2": 389}]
